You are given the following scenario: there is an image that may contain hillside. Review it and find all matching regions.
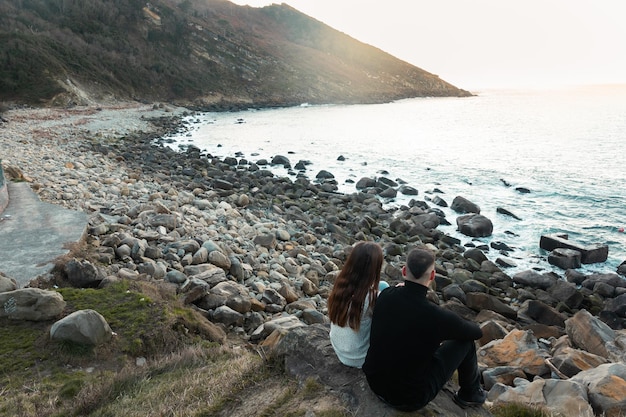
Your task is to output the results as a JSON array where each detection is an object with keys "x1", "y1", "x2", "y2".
[{"x1": 0, "y1": 0, "x2": 472, "y2": 108}]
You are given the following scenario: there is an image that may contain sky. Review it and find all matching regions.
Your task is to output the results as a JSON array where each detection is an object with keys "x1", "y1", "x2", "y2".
[{"x1": 230, "y1": 0, "x2": 626, "y2": 90}]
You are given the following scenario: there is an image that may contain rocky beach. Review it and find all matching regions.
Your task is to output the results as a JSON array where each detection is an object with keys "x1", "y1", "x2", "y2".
[{"x1": 1, "y1": 103, "x2": 626, "y2": 416}]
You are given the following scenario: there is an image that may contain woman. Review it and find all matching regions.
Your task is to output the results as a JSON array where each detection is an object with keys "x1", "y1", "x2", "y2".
[{"x1": 328, "y1": 241, "x2": 388, "y2": 368}]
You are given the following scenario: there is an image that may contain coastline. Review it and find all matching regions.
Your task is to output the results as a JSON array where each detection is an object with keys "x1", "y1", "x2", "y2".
[
  {"x1": 1, "y1": 101, "x2": 624, "y2": 302},
  {"x1": 0, "y1": 103, "x2": 189, "y2": 211},
  {"x1": 1, "y1": 102, "x2": 626, "y2": 416},
  {"x1": 162, "y1": 96, "x2": 626, "y2": 278}
]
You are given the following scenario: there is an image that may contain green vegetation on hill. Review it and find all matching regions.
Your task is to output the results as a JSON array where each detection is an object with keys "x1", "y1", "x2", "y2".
[{"x1": 0, "y1": 0, "x2": 471, "y2": 107}]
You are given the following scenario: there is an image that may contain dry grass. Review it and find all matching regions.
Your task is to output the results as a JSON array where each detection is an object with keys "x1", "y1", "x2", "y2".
[
  {"x1": 0, "y1": 343, "x2": 261, "y2": 417},
  {"x1": 1, "y1": 337, "x2": 348, "y2": 417},
  {"x1": 67, "y1": 344, "x2": 261, "y2": 417},
  {"x1": 488, "y1": 403, "x2": 562, "y2": 417},
  {"x1": 0, "y1": 233, "x2": 349, "y2": 417}
]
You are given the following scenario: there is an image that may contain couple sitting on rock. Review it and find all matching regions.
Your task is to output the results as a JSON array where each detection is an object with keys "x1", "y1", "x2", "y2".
[{"x1": 328, "y1": 241, "x2": 487, "y2": 411}]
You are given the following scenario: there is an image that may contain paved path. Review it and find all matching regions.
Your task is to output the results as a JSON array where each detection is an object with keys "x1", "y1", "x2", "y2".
[{"x1": 0, "y1": 182, "x2": 88, "y2": 287}]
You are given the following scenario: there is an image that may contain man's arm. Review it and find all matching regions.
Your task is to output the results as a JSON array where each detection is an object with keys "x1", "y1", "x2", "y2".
[{"x1": 435, "y1": 306, "x2": 482, "y2": 341}]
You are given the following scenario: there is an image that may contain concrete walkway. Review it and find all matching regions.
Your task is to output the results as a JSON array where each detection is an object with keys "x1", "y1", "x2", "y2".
[{"x1": 0, "y1": 182, "x2": 88, "y2": 288}]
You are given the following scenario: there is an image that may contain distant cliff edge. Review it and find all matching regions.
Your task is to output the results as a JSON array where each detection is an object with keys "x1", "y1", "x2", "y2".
[{"x1": 0, "y1": 0, "x2": 472, "y2": 109}]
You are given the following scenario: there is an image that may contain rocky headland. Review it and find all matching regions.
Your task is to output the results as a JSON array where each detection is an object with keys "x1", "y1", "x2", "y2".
[
  {"x1": 1, "y1": 0, "x2": 471, "y2": 108},
  {"x1": 1, "y1": 103, "x2": 626, "y2": 416}
]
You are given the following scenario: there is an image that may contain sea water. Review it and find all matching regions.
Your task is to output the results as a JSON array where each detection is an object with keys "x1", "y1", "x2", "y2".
[{"x1": 164, "y1": 85, "x2": 626, "y2": 277}]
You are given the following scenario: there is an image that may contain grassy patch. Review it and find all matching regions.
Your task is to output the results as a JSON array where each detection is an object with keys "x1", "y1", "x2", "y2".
[
  {"x1": 0, "y1": 269, "x2": 350, "y2": 417},
  {"x1": 56, "y1": 280, "x2": 176, "y2": 357},
  {"x1": 0, "y1": 289, "x2": 348, "y2": 417},
  {"x1": 0, "y1": 278, "x2": 224, "y2": 416},
  {"x1": 256, "y1": 385, "x2": 298, "y2": 417},
  {"x1": 301, "y1": 377, "x2": 324, "y2": 399},
  {"x1": 65, "y1": 344, "x2": 262, "y2": 417},
  {"x1": 57, "y1": 378, "x2": 84, "y2": 399},
  {"x1": 0, "y1": 320, "x2": 50, "y2": 378},
  {"x1": 490, "y1": 403, "x2": 559, "y2": 417}
]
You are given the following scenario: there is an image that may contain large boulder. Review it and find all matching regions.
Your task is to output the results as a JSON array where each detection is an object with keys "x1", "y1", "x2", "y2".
[
  {"x1": 261, "y1": 288, "x2": 287, "y2": 312},
  {"x1": 270, "y1": 324, "x2": 493, "y2": 416},
  {"x1": 147, "y1": 213, "x2": 177, "y2": 230},
  {"x1": 565, "y1": 309, "x2": 616, "y2": 359},
  {"x1": 253, "y1": 233, "x2": 277, "y2": 249},
  {"x1": 208, "y1": 250, "x2": 232, "y2": 270},
  {"x1": 548, "y1": 280, "x2": 583, "y2": 310},
  {"x1": 478, "y1": 320, "x2": 510, "y2": 347},
  {"x1": 378, "y1": 187, "x2": 397, "y2": 198},
  {"x1": 65, "y1": 259, "x2": 103, "y2": 288},
  {"x1": 165, "y1": 270, "x2": 187, "y2": 284},
  {"x1": 398, "y1": 185, "x2": 418, "y2": 196},
  {"x1": 482, "y1": 366, "x2": 526, "y2": 390},
  {"x1": 464, "y1": 248, "x2": 489, "y2": 264},
  {"x1": 488, "y1": 378, "x2": 593, "y2": 417},
  {"x1": 519, "y1": 300, "x2": 567, "y2": 327},
  {"x1": 412, "y1": 212, "x2": 441, "y2": 230},
  {"x1": 212, "y1": 305, "x2": 244, "y2": 327},
  {"x1": 0, "y1": 288, "x2": 65, "y2": 321},
  {"x1": 581, "y1": 273, "x2": 626, "y2": 291},
  {"x1": 548, "y1": 248, "x2": 582, "y2": 270},
  {"x1": 477, "y1": 329, "x2": 550, "y2": 376},
  {"x1": 442, "y1": 284, "x2": 466, "y2": 303},
  {"x1": 250, "y1": 315, "x2": 306, "y2": 342},
  {"x1": 465, "y1": 292, "x2": 517, "y2": 320},
  {"x1": 210, "y1": 281, "x2": 249, "y2": 298},
  {"x1": 431, "y1": 196, "x2": 448, "y2": 207},
  {"x1": 355, "y1": 177, "x2": 376, "y2": 189},
  {"x1": 540, "y1": 234, "x2": 608, "y2": 264},
  {"x1": 604, "y1": 293, "x2": 626, "y2": 318},
  {"x1": 50, "y1": 309, "x2": 113, "y2": 345},
  {"x1": 271, "y1": 155, "x2": 291, "y2": 168},
  {"x1": 180, "y1": 277, "x2": 210, "y2": 305},
  {"x1": 512, "y1": 270, "x2": 557, "y2": 290},
  {"x1": 550, "y1": 346, "x2": 608, "y2": 378},
  {"x1": 456, "y1": 214, "x2": 493, "y2": 237},
  {"x1": 184, "y1": 263, "x2": 227, "y2": 285},
  {"x1": 571, "y1": 363, "x2": 626, "y2": 417},
  {"x1": 451, "y1": 196, "x2": 480, "y2": 214},
  {"x1": 0, "y1": 273, "x2": 18, "y2": 293}
]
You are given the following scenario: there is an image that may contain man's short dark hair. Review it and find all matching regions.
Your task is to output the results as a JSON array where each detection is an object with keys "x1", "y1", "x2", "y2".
[{"x1": 406, "y1": 248, "x2": 435, "y2": 279}]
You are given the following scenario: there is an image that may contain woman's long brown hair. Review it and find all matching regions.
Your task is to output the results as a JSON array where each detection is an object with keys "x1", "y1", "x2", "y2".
[{"x1": 328, "y1": 241, "x2": 383, "y2": 331}]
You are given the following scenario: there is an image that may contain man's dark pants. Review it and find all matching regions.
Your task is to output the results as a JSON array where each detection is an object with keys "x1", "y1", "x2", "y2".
[{"x1": 368, "y1": 339, "x2": 480, "y2": 412}]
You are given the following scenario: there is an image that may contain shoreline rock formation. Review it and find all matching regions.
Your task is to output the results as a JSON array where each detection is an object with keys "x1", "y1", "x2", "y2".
[{"x1": 1, "y1": 104, "x2": 625, "y2": 416}]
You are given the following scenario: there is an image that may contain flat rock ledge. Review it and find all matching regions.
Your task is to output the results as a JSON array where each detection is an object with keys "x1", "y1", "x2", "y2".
[{"x1": 269, "y1": 324, "x2": 494, "y2": 417}]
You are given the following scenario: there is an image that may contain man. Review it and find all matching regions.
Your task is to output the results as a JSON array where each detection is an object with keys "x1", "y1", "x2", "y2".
[{"x1": 362, "y1": 247, "x2": 486, "y2": 411}]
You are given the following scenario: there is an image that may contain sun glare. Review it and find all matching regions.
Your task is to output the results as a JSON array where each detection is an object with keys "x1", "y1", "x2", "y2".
[{"x1": 230, "y1": 0, "x2": 626, "y2": 90}]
